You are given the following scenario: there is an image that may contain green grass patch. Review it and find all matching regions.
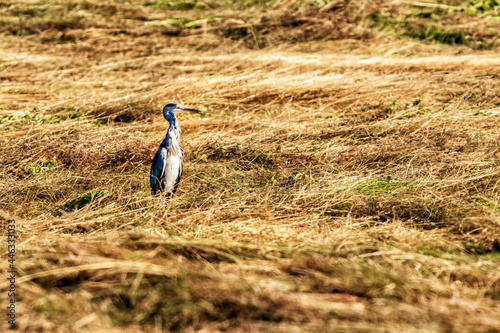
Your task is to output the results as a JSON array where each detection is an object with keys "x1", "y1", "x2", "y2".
[
  {"x1": 63, "y1": 190, "x2": 110, "y2": 212},
  {"x1": 357, "y1": 177, "x2": 409, "y2": 195},
  {"x1": 405, "y1": 25, "x2": 469, "y2": 45},
  {"x1": 0, "y1": 112, "x2": 86, "y2": 129},
  {"x1": 23, "y1": 157, "x2": 58, "y2": 175},
  {"x1": 390, "y1": 0, "x2": 498, "y2": 46},
  {"x1": 143, "y1": 0, "x2": 203, "y2": 10}
]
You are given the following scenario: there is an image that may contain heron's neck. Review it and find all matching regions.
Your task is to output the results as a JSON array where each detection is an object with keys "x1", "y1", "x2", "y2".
[
  {"x1": 163, "y1": 111, "x2": 179, "y2": 130},
  {"x1": 167, "y1": 117, "x2": 180, "y2": 135},
  {"x1": 160, "y1": 115, "x2": 181, "y2": 148}
]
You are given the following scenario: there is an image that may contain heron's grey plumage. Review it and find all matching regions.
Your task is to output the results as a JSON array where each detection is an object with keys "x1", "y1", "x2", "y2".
[{"x1": 150, "y1": 103, "x2": 201, "y2": 196}]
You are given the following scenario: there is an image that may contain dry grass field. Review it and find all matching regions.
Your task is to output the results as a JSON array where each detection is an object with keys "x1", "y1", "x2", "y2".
[{"x1": 1, "y1": 0, "x2": 500, "y2": 331}]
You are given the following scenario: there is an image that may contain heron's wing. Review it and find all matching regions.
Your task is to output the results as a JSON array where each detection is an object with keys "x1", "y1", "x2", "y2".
[
  {"x1": 172, "y1": 148, "x2": 183, "y2": 194},
  {"x1": 150, "y1": 147, "x2": 167, "y2": 195}
]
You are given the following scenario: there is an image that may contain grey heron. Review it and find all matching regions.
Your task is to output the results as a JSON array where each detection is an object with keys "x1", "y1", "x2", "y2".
[{"x1": 150, "y1": 103, "x2": 202, "y2": 196}]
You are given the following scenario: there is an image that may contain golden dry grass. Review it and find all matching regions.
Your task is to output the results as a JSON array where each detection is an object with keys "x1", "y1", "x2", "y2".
[{"x1": 1, "y1": 0, "x2": 500, "y2": 332}]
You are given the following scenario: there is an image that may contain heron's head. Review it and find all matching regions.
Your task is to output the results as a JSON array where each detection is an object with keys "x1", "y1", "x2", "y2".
[{"x1": 162, "y1": 103, "x2": 202, "y2": 121}]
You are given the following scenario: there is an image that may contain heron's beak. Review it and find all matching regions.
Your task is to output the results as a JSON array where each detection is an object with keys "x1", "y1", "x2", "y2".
[{"x1": 174, "y1": 105, "x2": 202, "y2": 113}]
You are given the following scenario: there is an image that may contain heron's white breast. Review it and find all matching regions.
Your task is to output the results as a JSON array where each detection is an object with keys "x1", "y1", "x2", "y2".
[{"x1": 164, "y1": 155, "x2": 181, "y2": 193}]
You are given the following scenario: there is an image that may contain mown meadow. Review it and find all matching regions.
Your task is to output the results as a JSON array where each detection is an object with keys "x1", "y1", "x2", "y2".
[{"x1": 0, "y1": 0, "x2": 499, "y2": 331}]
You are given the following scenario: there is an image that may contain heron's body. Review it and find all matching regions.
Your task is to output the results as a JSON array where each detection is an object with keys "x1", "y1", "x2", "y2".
[
  {"x1": 150, "y1": 103, "x2": 201, "y2": 196},
  {"x1": 150, "y1": 128, "x2": 183, "y2": 195}
]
